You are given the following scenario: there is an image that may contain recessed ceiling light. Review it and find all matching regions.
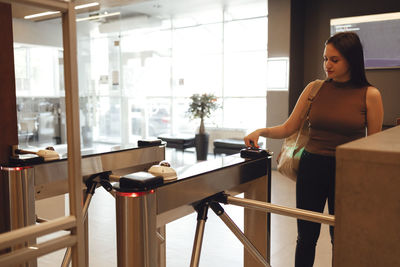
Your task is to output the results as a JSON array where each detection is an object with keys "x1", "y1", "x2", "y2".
[
  {"x1": 24, "y1": 11, "x2": 60, "y2": 19},
  {"x1": 24, "y1": 2, "x2": 100, "y2": 20},
  {"x1": 75, "y1": 2, "x2": 100, "y2": 10},
  {"x1": 76, "y1": 12, "x2": 121, "y2": 22}
]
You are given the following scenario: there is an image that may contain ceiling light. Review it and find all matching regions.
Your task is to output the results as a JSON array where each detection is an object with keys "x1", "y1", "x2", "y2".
[
  {"x1": 24, "y1": 11, "x2": 60, "y2": 19},
  {"x1": 75, "y1": 2, "x2": 100, "y2": 10},
  {"x1": 76, "y1": 12, "x2": 121, "y2": 22},
  {"x1": 24, "y1": 2, "x2": 100, "y2": 20}
]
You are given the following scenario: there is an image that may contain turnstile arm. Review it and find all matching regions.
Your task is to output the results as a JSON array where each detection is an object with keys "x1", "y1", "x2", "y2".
[{"x1": 226, "y1": 195, "x2": 335, "y2": 226}]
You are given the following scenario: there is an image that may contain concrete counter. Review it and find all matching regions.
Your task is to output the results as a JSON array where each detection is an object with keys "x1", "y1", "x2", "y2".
[{"x1": 334, "y1": 125, "x2": 400, "y2": 267}]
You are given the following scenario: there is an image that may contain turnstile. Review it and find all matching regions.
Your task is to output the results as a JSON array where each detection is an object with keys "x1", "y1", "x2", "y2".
[
  {"x1": 114, "y1": 153, "x2": 272, "y2": 267},
  {"x1": 1, "y1": 144, "x2": 165, "y2": 267}
]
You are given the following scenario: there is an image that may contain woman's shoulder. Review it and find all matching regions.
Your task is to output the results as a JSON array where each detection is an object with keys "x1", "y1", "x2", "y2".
[
  {"x1": 307, "y1": 79, "x2": 327, "y2": 87},
  {"x1": 366, "y1": 85, "x2": 380, "y2": 94},
  {"x1": 366, "y1": 86, "x2": 382, "y2": 101},
  {"x1": 303, "y1": 79, "x2": 326, "y2": 96}
]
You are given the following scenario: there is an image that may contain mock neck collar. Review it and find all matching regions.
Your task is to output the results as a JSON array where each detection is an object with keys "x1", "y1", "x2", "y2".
[{"x1": 328, "y1": 78, "x2": 353, "y2": 88}]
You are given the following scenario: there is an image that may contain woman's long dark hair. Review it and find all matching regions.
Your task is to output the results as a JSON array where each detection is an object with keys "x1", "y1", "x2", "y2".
[{"x1": 326, "y1": 32, "x2": 370, "y2": 87}]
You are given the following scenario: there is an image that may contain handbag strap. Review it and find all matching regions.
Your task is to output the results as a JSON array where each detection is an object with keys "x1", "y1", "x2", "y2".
[
  {"x1": 299, "y1": 79, "x2": 325, "y2": 122},
  {"x1": 292, "y1": 79, "x2": 325, "y2": 150}
]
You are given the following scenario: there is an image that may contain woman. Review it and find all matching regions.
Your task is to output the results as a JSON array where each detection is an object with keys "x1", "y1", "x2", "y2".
[{"x1": 244, "y1": 32, "x2": 384, "y2": 267}]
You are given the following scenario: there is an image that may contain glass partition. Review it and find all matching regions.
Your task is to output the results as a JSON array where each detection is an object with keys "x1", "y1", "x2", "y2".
[
  {"x1": 14, "y1": 0, "x2": 271, "y2": 151},
  {"x1": 14, "y1": 43, "x2": 65, "y2": 148}
]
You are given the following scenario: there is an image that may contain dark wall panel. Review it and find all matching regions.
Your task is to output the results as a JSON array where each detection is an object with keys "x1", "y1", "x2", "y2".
[
  {"x1": 288, "y1": 0, "x2": 305, "y2": 112},
  {"x1": 290, "y1": 0, "x2": 400, "y2": 125},
  {"x1": 0, "y1": 2, "x2": 18, "y2": 235},
  {"x1": 0, "y1": 3, "x2": 18, "y2": 163}
]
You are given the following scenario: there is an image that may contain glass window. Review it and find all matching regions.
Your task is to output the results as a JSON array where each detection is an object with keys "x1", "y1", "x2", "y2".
[
  {"x1": 224, "y1": 18, "x2": 268, "y2": 53},
  {"x1": 128, "y1": 97, "x2": 146, "y2": 140},
  {"x1": 173, "y1": 9, "x2": 222, "y2": 27},
  {"x1": 173, "y1": 24, "x2": 222, "y2": 55},
  {"x1": 171, "y1": 97, "x2": 194, "y2": 134},
  {"x1": 14, "y1": 45, "x2": 61, "y2": 97},
  {"x1": 14, "y1": 44, "x2": 65, "y2": 148},
  {"x1": 73, "y1": 0, "x2": 269, "y2": 146},
  {"x1": 224, "y1": 51, "x2": 268, "y2": 97},
  {"x1": 224, "y1": 1, "x2": 268, "y2": 21},
  {"x1": 172, "y1": 24, "x2": 223, "y2": 97},
  {"x1": 12, "y1": 0, "x2": 288, "y2": 155},
  {"x1": 222, "y1": 15, "x2": 268, "y2": 128},
  {"x1": 122, "y1": 55, "x2": 171, "y2": 97},
  {"x1": 172, "y1": 54, "x2": 223, "y2": 97},
  {"x1": 146, "y1": 98, "x2": 171, "y2": 137},
  {"x1": 267, "y1": 57, "x2": 289, "y2": 89},
  {"x1": 96, "y1": 96, "x2": 121, "y2": 143},
  {"x1": 128, "y1": 97, "x2": 171, "y2": 142},
  {"x1": 222, "y1": 98, "x2": 266, "y2": 130}
]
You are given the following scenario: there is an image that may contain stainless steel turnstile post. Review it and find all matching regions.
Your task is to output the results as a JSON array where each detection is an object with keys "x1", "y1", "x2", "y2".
[
  {"x1": 115, "y1": 190, "x2": 158, "y2": 267},
  {"x1": 1, "y1": 166, "x2": 37, "y2": 267},
  {"x1": 2, "y1": 145, "x2": 164, "y2": 267}
]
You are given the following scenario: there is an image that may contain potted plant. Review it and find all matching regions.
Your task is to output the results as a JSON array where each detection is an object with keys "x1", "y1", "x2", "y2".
[{"x1": 187, "y1": 93, "x2": 219, "y2": 160}]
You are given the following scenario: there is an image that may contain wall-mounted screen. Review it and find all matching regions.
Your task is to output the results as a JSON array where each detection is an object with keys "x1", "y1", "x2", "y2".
[{"x1": 330, "y1": 12, "x2": 400, "y2": 69}]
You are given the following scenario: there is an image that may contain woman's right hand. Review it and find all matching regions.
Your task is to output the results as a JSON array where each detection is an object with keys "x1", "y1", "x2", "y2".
[{"x1": 244, "y1": 129, "x2": 262, "y2": 148}]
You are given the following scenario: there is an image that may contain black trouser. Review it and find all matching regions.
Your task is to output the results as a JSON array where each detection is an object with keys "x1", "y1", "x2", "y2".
[{"x1": 295, "y1": 150, "x2": 335, "y2": 267}]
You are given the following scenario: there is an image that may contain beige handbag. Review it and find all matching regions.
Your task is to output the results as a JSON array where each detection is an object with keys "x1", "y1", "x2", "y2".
[{"x1": 277, "y1": 80, "x2": 324, "y2": 181}]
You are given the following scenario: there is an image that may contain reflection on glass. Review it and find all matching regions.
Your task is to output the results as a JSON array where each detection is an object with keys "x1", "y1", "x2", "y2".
[
  {"x1": 76, "y1": 1, "x2": 269, "y2": 142},
  {"x1": 13, "y1": 0, "x2": 270, "y2": 153},
  {"x1": 96, "y1": 96, "x2": 121, "y2": 144},
  {"x1": 128, "y1": 98, "x2": 171, "y2": 142},
  {"x1": 14, "y1": 43, "x2": 65, "y2": 148},
  {"x1": 171, "y1": 98, "x2": 207, "y2": 135},
  {"x1": 176, "y1": 154, "x2": 244, "y2": 180}
]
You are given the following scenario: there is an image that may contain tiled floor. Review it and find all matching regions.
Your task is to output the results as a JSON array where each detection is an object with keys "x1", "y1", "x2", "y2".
[{"x1": 38, "y1": 149, "x2": 332, "y2": 266}]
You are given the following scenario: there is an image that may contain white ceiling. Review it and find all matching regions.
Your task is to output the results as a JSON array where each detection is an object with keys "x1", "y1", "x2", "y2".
[{"x1": 11, "y1": 0, "x2": 265, "y2": 20}]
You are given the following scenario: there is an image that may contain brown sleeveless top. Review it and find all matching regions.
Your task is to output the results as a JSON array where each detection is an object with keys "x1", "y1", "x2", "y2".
[{"x1": 305, "y1": 79, "x2": 367, "y2": 157}]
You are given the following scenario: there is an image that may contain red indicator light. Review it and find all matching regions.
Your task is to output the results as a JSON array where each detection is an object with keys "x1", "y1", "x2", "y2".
[
  {"x1": 1, "y1": 166, "x2": 32, "y2": 171},
  {"x1": 117, "y1": 189, "x2": 155, "y2": 198}
]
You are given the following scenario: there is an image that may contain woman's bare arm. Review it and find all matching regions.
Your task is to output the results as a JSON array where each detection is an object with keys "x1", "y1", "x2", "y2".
[
  {"x1": 244, "y1": 81, "x2": 318, "y2": 147},
  {"x1": 366, "y1": 86, "x2": 384, "y2": 136}
]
